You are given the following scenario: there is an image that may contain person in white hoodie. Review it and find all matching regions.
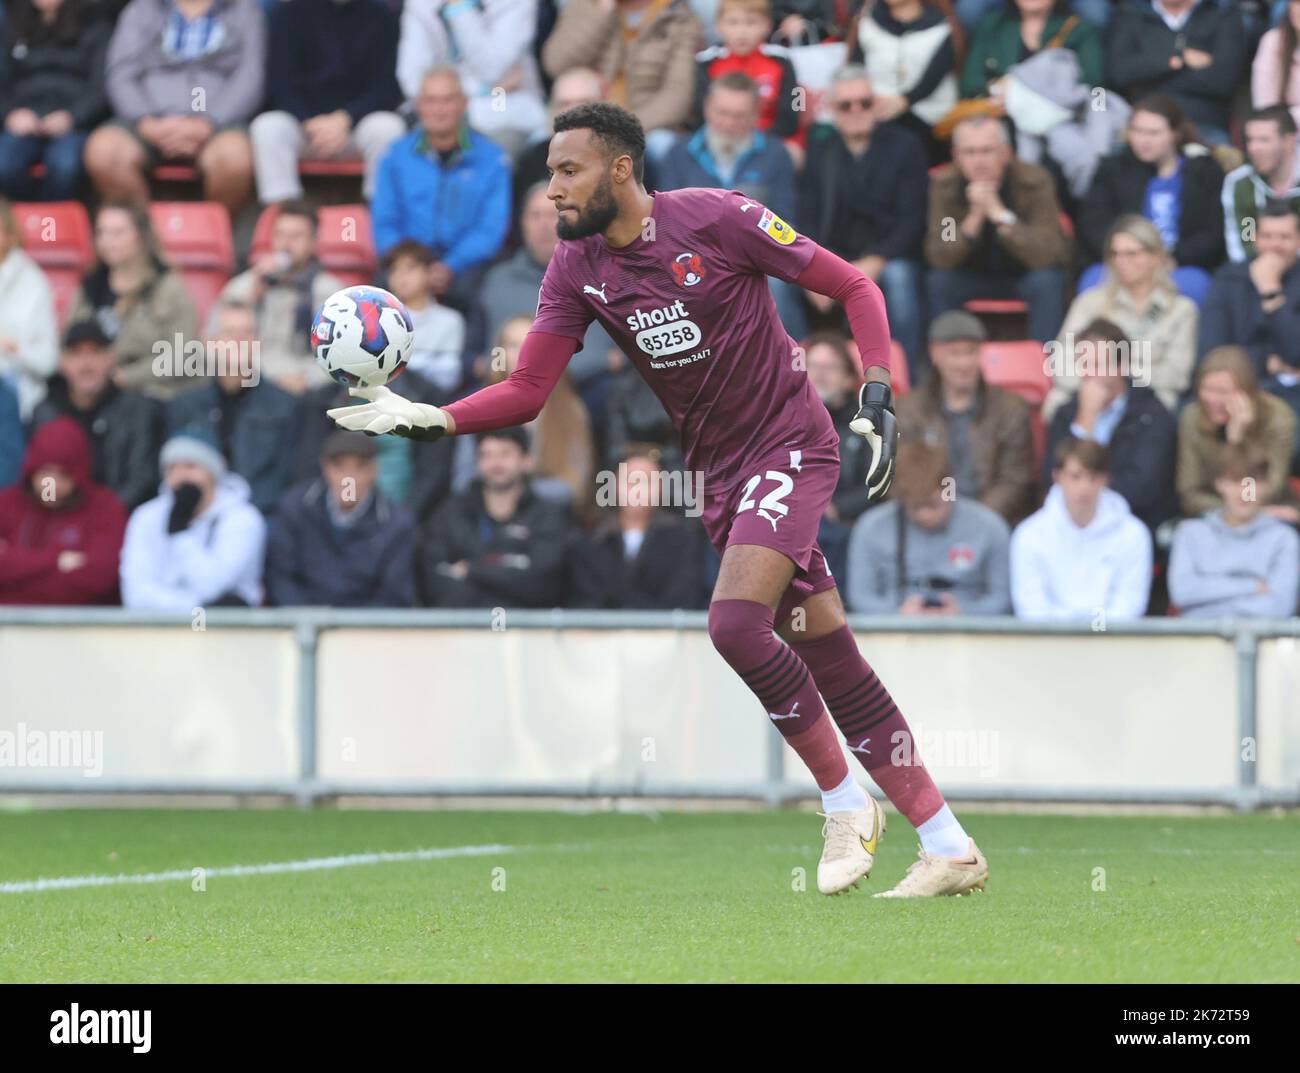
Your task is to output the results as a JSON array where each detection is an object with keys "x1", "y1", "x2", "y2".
[
  {"x1": 1168, "y1": 447, "x2": 1300, "y2": 619},
  {"x1": 0, "y1": 198, "x2": 58, "y2": 421},
  {"x1": 1010, "y1": 436, "x2": 1153, "y2": 621},
  {"x1": 120, "y1": 427, "x2": 267, "y2": 611}
]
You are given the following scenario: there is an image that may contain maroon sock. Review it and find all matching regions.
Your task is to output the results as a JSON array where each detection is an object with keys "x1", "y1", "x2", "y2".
[
  {"x1": 790, "y1": 623, "x2": 944, "y2": 827},
  {"x1": 708, "y1": 599, "x2": 848, "y2": 791}
]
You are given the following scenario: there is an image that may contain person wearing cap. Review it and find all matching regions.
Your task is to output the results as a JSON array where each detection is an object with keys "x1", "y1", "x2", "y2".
[
  {"x1": 167, "y1": 299, "x2": 300, "y2": 517},
  {"x1": 264, "y1": 430, "x2": 416, "y2": 608},
  {"x1": 119, "y1": 425, "x2": 267, "y2": 610},
  {"x1": 895, "y1": 310, "x2": 1036, "y2": 526},
  {"x1": 0, "y1": 416, "x2": 126, "y2": 605},
  {"x1": 418, "y1": 426, "x2": 584, "y2": 608},
  {"x1": 28, "y1": 320, "x2": 165, "y2": 511}
]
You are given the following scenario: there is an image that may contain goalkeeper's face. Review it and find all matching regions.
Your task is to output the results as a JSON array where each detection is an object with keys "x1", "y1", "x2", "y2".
[{"x1": 547, "y1": 130, "x2": 620, "y2": 241}]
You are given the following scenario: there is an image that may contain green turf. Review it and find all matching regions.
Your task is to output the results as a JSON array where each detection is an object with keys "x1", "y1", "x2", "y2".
[{"x1": 0, "y1": 807, "x2": 1296, "y2": 982}]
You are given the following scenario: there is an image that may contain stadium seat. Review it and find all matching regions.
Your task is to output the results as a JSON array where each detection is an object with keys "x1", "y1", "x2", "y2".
[
  {"x1": 298, "y1": 159, "x2": 365, "y2": 179},
  {"x1": 149, "y1": 202, "x2": 234, "y2": 329},
  {"x1": 250, "y1": 203, "x2": 377, "y2": 289},
  {"x1": 980, "y1": 340, "x2": 1052, "y2": 407},
  {"x1": 12, "y1": 200, "x2": 94, "y2": 326}
]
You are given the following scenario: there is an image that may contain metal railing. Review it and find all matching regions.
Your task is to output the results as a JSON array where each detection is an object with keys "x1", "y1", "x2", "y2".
[{"x1": 1, "y1": 607, "x2": 1298, "y2": 809}]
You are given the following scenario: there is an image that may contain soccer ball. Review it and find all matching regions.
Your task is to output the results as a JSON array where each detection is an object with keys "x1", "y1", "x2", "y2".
[{"x1": 311, "y1": 285, "x2": 414, "y2": 388}]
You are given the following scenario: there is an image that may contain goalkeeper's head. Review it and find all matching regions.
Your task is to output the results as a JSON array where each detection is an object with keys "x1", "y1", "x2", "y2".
[{"x1": 548, "y1": 102, "x2": 646, "y2": 241}]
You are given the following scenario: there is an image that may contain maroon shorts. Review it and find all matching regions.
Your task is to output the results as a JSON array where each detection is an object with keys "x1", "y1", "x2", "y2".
[{"x1": 699, "y1": 440, "x2": 841, "y2": 623}]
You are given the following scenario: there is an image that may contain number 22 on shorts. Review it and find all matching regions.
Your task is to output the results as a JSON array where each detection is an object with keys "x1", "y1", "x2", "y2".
[{"x1": 736, "y1": 469, "x2": 794, "y2": 531}]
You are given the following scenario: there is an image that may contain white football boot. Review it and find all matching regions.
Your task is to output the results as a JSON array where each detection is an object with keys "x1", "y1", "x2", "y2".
[{"x1": 816, "y1": 794, "x2": 886, "y2": 895}]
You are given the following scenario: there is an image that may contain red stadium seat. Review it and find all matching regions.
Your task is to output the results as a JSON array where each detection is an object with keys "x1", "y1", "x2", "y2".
[
  {"x1": 298, "y1": 159, "x2": 365, "y2": 178},
  {"x1": 964, "y1": 298, "x2": 1028, "y2": 316},
  {"x1": 12, "y1": 201, "x2": 94, "y2": 326},
  {"x1": 980, "y1": 340, "x2": 1052, "y2": 407},
  {"x1": 250, "y1": 203, "x2": 377, "y2": 289},
  {"x1": 149, "y1": 202, "x2": 234, "y2": 328},
  {"x1": 152, "y1": 163, "x2": 200, "y2": 184}
]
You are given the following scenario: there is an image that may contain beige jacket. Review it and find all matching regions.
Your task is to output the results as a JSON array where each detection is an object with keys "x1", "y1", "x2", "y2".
[
  {"x1": 221, "y1": 266, "x2": 342, "y2": 389},
  {"x1": 1045, "y1": 282, "x2": 1198, "y2": 420},
  {"x1": 1176, "y1": 392, "x2": 1299, "y2": 517},
  {"x1": 541, "y1": 0, "x2": 703, "y2": 132}
]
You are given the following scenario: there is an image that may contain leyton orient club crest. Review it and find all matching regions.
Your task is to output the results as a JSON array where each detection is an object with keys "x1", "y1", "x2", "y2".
[{"x1": 672, "y1": 252, "x2": 705, "y2": 287}]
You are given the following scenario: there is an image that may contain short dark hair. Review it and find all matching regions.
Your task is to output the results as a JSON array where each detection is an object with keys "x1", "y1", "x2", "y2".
[
  {"x1": 1246, "y1": 104, "x2": 1298, "y2": 137},
  {"x1": 710, "y1": 71, "x2": 760, "y2": 101},
  {"x1": 1075, "y1": 317, "x2": 1128, "y2": 350},
  {"x1": 1053, "y1": 436, "x2": 1109, "y2": 475},
  {"x1": 553, "y1": 102, "x2": 646, "y2": 183},
  {"x1": 477, "y1": 426, "x2": 529, "y2": 453},
  {"x1": 1258, "y1": 200, "x2": 1299, "y2": 226},
  {"x1": 1216, "y1": 444, "x2": 1270, "y2": 482},
  {"x1": 382, "y1": 239, "x2": 435, "y2": 271},
  {"x1": 276, "y1": 198, "x2": 318, "y2": 231}
]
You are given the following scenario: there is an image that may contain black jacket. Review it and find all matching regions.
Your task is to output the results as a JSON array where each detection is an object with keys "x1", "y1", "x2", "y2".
[
  {"x1": 1107, "y1": 1, "x2": 1246, "y2": 136},
  {"x1": 418, "y1": 479, "x2": 578, "y2": 608},
  {"x1": 1078, "y1": 148, "x2": 1225, "y2": 268},
  {"x1": 168, "y1": 380, "x2": 301, "y2": 517},
  {"x1": 801, "y1": 122, "x2": 928, "y2": 261},
  {"x1": 1198, "y1": 260, "x2": 1300, "y2": 376},
  {"x1": 1044, "y1": 385, "x2": 1178, "y2": 531},
  {"x1": 29, "y1": 374, "x2": 164, "y2": 510},
  {"x1": 265, "y1": 478, "x2": 415, "y2": 608},
  {"x1": 827, "y1": 397, "x2": 873, "y2": 524},
  {"x1": 584, "y1": 512, "x2": 709, "y2": 610},
  {"x1": 0, "y1": 14, "x2": 111, "y2": 128}
]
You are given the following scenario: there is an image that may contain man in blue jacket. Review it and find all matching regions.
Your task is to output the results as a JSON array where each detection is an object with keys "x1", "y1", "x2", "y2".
[{"x1": 371, "y1": 66, "x2": 511, "y2": 314}]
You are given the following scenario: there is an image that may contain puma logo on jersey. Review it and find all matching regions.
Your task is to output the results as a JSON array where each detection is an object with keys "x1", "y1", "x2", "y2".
[
  {"x1": 768, "y1": 701, "x2": 800, "y2": 721},
  {"x1": 757, "y1": 508, "x2": 783, "y2": 531},
  {"x1": 583, "y1": 283, "x2": 608, "y2": 303},
  {"x1": 739, "y1": 199, "x2": 760, "y2": 213}
]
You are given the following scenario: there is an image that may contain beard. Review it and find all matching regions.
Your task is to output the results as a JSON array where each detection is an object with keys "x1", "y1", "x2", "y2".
[{"x1": 555, "y1": 175, "x2": 619, "y2": 241}]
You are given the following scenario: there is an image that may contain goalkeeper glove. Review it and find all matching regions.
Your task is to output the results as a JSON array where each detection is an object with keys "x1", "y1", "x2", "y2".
[
  {"x1": 848, "y1": 379, "x2": 898, "y2": 501},
  {"x1": 326, "y1": 384, "x2": 449, "y2": 441}
]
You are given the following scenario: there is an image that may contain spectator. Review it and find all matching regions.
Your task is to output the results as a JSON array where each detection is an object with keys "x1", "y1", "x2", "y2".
[
  {"x1": 659, "y1": 71, "x2": 805, "y2": 337},
  {"x1": 0, "y1": 196, "x2": 58, "y2": 419},
  {"x1": 0, "y1": 416, "x2": 125, "y2": 604},
  {"x1": 691, "y1": 0, "x2": 799, "y2": 146},
  {"x1": 297, "y1": 368, "x2": 458, "y2": 524},
  {"x1": 371, "y1": 67, "x2": 511, "y2": 313},
  {"x1": 846, "y1": 440, "x2": 1012, "y2": 615},
  {"x1": 253, "y1": 0, "x2": 404, "y2": 205},
  {"x1": 541, "y1": 0, "x2": 705, "y2": 163},
  {"x1": 1107, "y1": 0, "x2": 1245, "y2": 148},
  {"x1": 28, "y1": 320, "x2": 165, "y2": 512},
  {"x1": 478, "y1": 184, "x2": 622, "y2": 427},
  {"x1": 586, "y1": 451, "x2": 709, "y2": 609},
  {"x1": 513, "y1": 67, "x2": 609, "y2": 224},
  {"x1": 87, "y1": 0, "x2": 265, "y2": 215},
  {"x1": 1010, "y1": 436, "x2": 1153, "y2": 621},
  {"x1": 769, "y1": 0, "x2": 852, "y2": 45},
  {"x1": 1043, "y1": 316, "x2": 1179, "y2": 532},
  {"x1": 397, "y1": 0, "x2": 546, "y2": 157},
  {"x1": 119, "y1": 426, "x2": 266, "y2": 609},
  {"x1": 1199, "y1": 202, "x2": 1300, "y2": 377},
  {"x1": 924, "y1": 113, "x2": 1069, "y2": 343},
  {"x1": 485, "y1": 314, "x2": 594, "y2": 512},
  {"x1": 1252, "y1": 0, "x2": 1300, "y2": 130},
  {"x1": 0, "y1": 380, "x2": 20, "y2": 487},
  {"x1": 896, "y1": 310, "x2": 1036, "y2": 525},
  {"x1": 1262, "y1": 348, "x2": 1300, "y2": 477},
  {"x1": 417, "y1": 426, "x2": 579, "y2": 608},
  {"x1": 1077, "y1": 95, "x2": 1225, "y2": 302},
  {"x1": 802, "y1": 65, "x2": 927, "y2": 374},
  {"x1": 1168, "y1": 445, "x2": 1300, "y2": 618},
  {"x1": 847, "y1": 0, "x2": 961, "y2": 163},
  {"x1": 167, "y1": 300, "x2": 300, "y2": 515},
  {"x1": 1177, "y1": 345, "x2": 1300, "y2": 522},
  {"x1": 0, "y1": 0, "x2": 111, "y2": 200},
  {"x1": 960, "y1": 0, "x2": 1103, "y2": 101},
  {"x1": 1049, "y1": 214, "x2": 1197, "y2": 418},
  {"x1": 604, "y1": 367, "x2": 682, "y2": 474},
  {"x1": 220, "y1": 200, "x2": 343, "y2": 393},
  {"x1": 67, "y1": 202, "x2": 197, "y2": 399},
  {"x1": 265, "y1": 430, "x2": 415, "y2": 607},
  {"x1": 384, "y1": 240, "x2": 466, "y2": 396},
  {"x1": 1221, "y1": 106, "x2": 1300, "y2": 264}
]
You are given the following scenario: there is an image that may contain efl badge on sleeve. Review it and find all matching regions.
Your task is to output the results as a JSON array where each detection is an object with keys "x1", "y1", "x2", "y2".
[{"x1": 757, "y1": 208, "x2": 797, "y2": 245}]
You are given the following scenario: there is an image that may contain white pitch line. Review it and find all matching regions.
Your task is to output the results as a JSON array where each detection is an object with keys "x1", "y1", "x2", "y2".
[{"x1": 0, "y1": 843, "x2": 514, "y2": 894}]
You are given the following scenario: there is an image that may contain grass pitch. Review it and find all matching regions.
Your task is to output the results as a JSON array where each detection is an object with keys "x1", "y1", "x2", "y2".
[{"x1": 0, "y1": 807, "x2": 1296, "y2": 983}]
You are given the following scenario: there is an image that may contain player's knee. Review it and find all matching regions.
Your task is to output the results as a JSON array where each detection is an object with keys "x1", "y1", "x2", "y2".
[{"x1": 708, "y1": 599, "x2": 772, "y2": 669}]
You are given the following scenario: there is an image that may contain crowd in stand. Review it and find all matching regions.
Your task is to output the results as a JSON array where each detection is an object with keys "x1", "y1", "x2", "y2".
[{"x1": 1, "y1": 0, "x2": 1299, "y2": 619}]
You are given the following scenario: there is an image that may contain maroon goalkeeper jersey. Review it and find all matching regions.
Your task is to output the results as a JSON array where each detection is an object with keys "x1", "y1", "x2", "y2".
[{"x1": 530, "y1": 187, "x2": 840, "y2": 489}]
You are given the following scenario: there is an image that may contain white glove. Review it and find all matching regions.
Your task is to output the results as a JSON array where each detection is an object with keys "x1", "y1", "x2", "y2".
[{"x1": 326, "y1": 384, "x2": 449, "y2": 441}]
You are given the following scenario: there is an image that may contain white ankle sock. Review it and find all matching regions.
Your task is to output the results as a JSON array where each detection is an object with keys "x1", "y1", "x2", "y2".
[
  {"x1": 820, "y1": 771, "x2": 868, "y2": 813},
  {"x1": 917, "y1": 805, "x2": 970, "y2": 858}
]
